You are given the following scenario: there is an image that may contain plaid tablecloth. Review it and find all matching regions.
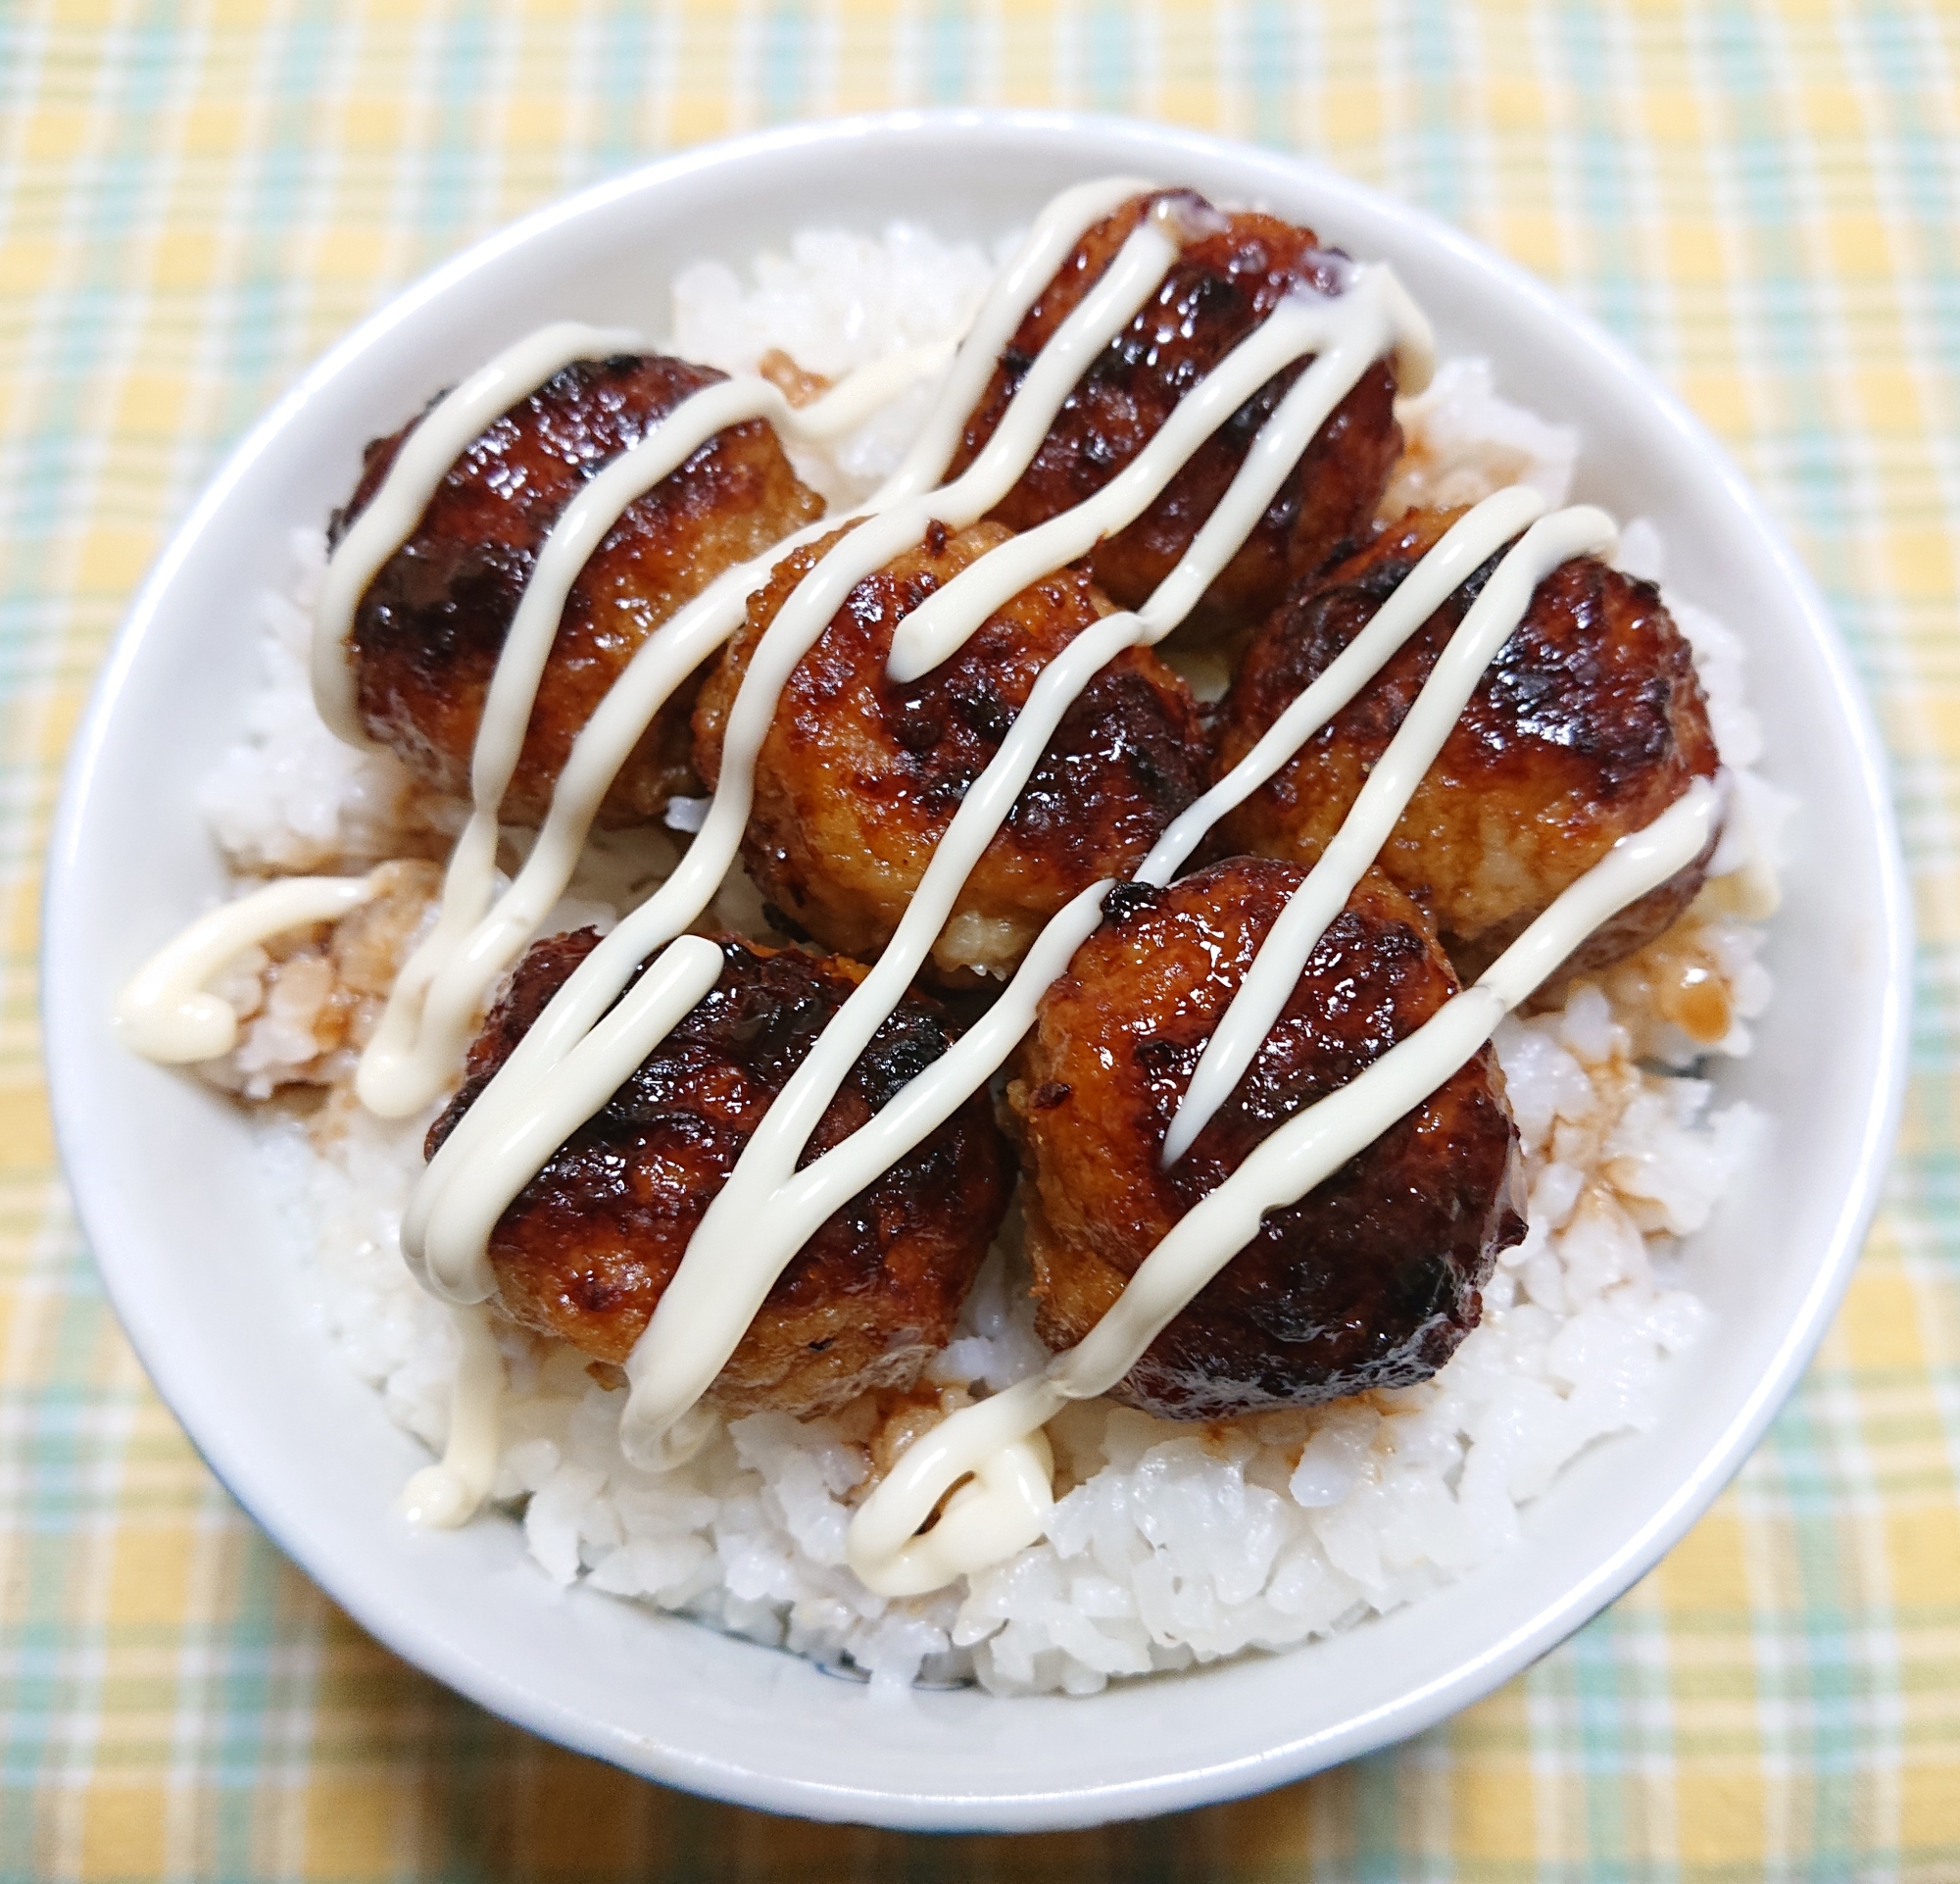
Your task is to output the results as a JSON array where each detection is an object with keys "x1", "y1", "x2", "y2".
[{"x1": 4, "y1": 3, "x2": 1957, "y2": 1876}]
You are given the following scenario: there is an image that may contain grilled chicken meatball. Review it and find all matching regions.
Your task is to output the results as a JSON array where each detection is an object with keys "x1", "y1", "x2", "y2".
[
  {"x1": 693, "y1": 520, "x2": 1209, "y2": 981},
  {"x1": 1009, "y1": 858, "x2": 1524, "y2": 1419},
  {"x1": 949, "y1": 189, "x2": 1403, "y2": 643},
  {"x1": 1213, "y1": 510, "x2": 1722, "y2": 979},
  {"x1": 338, "y1": 352, "x2": 824, "y2": 827},
  {"x1": 428, "y1": 930, "x2": 1010, "y2": 1416}
]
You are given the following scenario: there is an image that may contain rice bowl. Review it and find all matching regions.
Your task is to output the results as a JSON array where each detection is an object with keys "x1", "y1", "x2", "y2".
[{"x1": 43, "y1": 113, "x2": 1909, "y2": 1828}]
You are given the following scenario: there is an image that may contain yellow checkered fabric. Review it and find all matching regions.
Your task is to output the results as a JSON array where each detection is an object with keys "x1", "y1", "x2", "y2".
[{"x1": 4, "y1": 3, "x2": 1958, "y2": 1876}]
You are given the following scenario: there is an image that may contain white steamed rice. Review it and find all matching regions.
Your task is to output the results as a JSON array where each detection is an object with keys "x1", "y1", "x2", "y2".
[{"x1": 198, "y1": 220, "x2": 1785, "y2": 1697}]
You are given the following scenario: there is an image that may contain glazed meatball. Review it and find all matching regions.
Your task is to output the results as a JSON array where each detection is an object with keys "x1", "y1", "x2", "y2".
[
  {"x1": 1213, "y1": 510, "x2": 1721, "y2": 978},
  {"x1": 429, "y1": 929, "x2": 1011, "y2": 1416},
  {"x1": 949, "y1": 189, "x2": 1403, "y2": 643},
  {"x1": 693, "y1": 521, "x2": 1209, "y2": 981},
  {"x1": 338, "y1": 353, "x2": 824, "y2": 827},
  {"x1": 1009, "y1": 858, "x2": 1524, "y2": 1419}
]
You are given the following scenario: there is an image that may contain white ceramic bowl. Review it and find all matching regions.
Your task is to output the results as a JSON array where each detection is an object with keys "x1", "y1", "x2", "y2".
[{"x1": 44, "y1": 111, "x2": 1910, "y2": 1830}]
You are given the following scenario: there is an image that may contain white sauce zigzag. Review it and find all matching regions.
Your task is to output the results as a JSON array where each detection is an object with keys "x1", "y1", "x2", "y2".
[{"x1": 119, "y1": 178, "x2": 1723, "y2": 1594}]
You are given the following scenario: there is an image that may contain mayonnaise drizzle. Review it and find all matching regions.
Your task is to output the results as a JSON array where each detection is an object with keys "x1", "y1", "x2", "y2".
[
  {"x1": 884, "y1": 265, "x2": 1433, "y2": 682},
  {"x1": 1132, "y1": 485, "x2": 1550, "y2": 888},
  {"x1": 123, "y1": 176, "x2": 1726, "y2": 1591},
  {"x1": 845, "y1": 777, "x2": 1722, "y2": 1595},
  {"x1": 612, "y1": 270, "x2": 1435, "y2": 1468},
  {"x1": 398, "y1": 1304, "x2": 505, "y2": 1527},
  {"x1": 313, "y1": 322, "x2": 645, "y2": 748},
  {"x1": 402, "y1": 189, "x2": 1190, "y2": 1286},
  {"x1": 1161, "y1": 501, "x2": 1618, "y2": 1166},
  {"x1": 405, "y1": 935, "x2": 724, "y2": 1295},
  {"x1": 351, "y1": 352, "x2": 969, "y2": 1119},
  {"x1": 116, "y1": 872, "x2": 379, "y2": 1062},
  {"x1": 352, "y1": 177, "x2": 1157, "y2": 1123},
  {"x1": 556, "y1": 493, "x2": 1564, "y2": 1461}
]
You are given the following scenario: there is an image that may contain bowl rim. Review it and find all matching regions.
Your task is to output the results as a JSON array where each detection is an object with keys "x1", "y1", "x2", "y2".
[{"x1": 42, "y1": 106, "x2": 1915, "y2": 1829}]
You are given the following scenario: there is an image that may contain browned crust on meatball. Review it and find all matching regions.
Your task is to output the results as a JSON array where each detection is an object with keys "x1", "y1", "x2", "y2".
[
  {"x1": 949, "y1": 190, "x2": 1402, "y2": 644},
  {"x1": 1009, "y1": 858, "x2": 1525, "y2": 1418},
  {"x1": 1213, "y1": 510, "x2": 1722, "y2": 979},
  {"x1": 338, "y1": 353, "x2": 824, "y2": 828},
  {"x1": 692, "y1": 521, "x2": 1210, "y2": 981},
  {"x1": 429, "y1": 929, "x2": 1011, "y2": 1415}
]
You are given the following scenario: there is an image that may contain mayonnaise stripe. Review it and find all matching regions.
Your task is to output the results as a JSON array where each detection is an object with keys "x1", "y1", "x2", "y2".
[
  {"x1": 1134, "y1": 487, "x2": 1549, "y2": 887},
  {"x1": 619, "y1": 610, "x2": 1148, "y2": 1455},
  {"x1": 115, "y1": 873, "x2": 380, "y2": 1064},
  {"x1": 845, "y1": 778, "x2": 1722, "y2": 1594},
  {"x1": 1160, "y1": 503, "x2": 1618, "y2": 1167},
  {"x1": 876, "y1": 174, "x2": 1157, "y2": 506},
  {"x1": 616, "y1": 274, "x2": 1426, "y2": 1460},
  {"x1": 414, "y1": 936, "x2": 725, "y2": 1299},
  {"x1": 134, "y1": 174, "x2": 1715, "y2": 1579},
  {"x1": 404, "y1": 205, "x2": 1187, "y2": 1273},
  {"x1": 312, "y1": 322, "x2": 645, "y2": 747},
  {"x1": 886, "y1": 268, "x2": 1424, "y2": 682},
  {"x1": 368, "y1": 537, "x2": 819, "y2": 1119},
  {"x1": 398, "y1": 1306, "x2": 506, "y2": 1530}
]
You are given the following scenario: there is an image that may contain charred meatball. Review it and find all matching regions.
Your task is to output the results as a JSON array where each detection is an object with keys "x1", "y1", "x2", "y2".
[
  {"x1": 1213, "y1": 510, "x2": 1721, "y2": 978},
  {"x1": 339, "y1": 353, "x2": 824, "y2": 827},
  {"x1": 950, "y1": 189, "x2": 1404, "y2": 643},
  {"x1": 1009, "y1": 858, "x2": 1524, "y2": 1419},
  {"x1": 429, "y1": 929, "x2": 1010, "y2": 1416},
  {"x1": 693, "y1": 521, "x2": 1209, "y2": 981}
]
